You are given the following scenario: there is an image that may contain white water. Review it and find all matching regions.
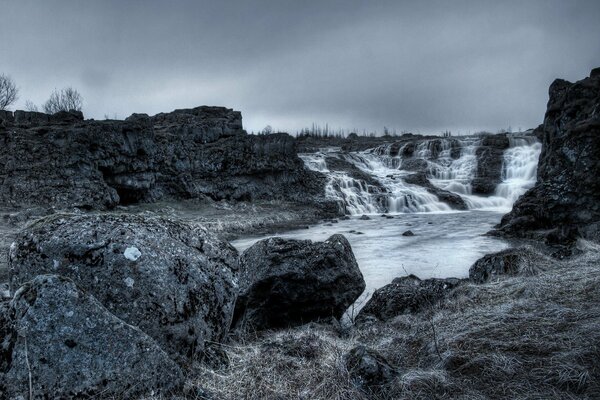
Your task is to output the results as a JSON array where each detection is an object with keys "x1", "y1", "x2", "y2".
[
  {"x1": 232, "y1": 211, "x2": 511, "y2": 305},
  {"x1": 234, "y1": 135, "x2": 541, "y2": 306},
  {"x1": 301, "y1": 135, "x2": 542, "y2": 215}
]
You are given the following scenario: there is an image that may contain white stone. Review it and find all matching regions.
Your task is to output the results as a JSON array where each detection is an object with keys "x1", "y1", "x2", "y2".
[{"x1": 124, "y1": 246, "x2": 142, "y2": 261}]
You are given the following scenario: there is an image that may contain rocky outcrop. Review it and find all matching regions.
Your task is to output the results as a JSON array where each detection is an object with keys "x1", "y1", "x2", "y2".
[
  {"x1": 496, "y1": 69, "x2": 600, "y2": 241},
  {"x1": 233, "y1": 234, "x2": 365, "y2": 330},
  {"x1": 0, "y1": 275, "x2": 183, "y2": 398},
  {"x1": 8, "y1": 213, "x2": 238, "y2": 362},
  {"x1": 471, "y1": 134, "x2": 510, "y2": 195},
  {"x1": 356, "y1": 275, "x2": 462, "y2": 323},
  {"x1": 469, "y1": 248, "x2": 548, "y2": 283},
  {"x1": 0, "y1": 106, "x2": 326, "y2": 209}
]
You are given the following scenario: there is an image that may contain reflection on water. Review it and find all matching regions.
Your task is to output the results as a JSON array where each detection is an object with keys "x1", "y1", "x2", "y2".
[{"x1": 232, "y1": 210, "x2": 509, "y2": 301}]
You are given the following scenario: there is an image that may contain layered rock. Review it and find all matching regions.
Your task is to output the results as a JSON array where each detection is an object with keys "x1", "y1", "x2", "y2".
[
  {"x1": 8, "y1": 213, "x2": 238, "y2": 362},
  {"x1": 233, "y1": 234, "x2": 365, "y2": 330},
  {"x1": 356, "y1": 275, "x2": 462, "y2": 323},
  {"x1": 0, "y1": 106, "x2": 326, "y2": 209},
  {"x1": 0, "y1": 275, "x2": 183, "y2": 398},
  {"x1": 496, "y1": 69, "x2": 600, "y2": 241}
]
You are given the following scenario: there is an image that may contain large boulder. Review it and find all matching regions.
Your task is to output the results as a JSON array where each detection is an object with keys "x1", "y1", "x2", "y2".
[
  {"x1": 233, "y1": 234, "x2": 365, "y2": 330},
  {"x1": 403, "y1": 172, "x2": 468, "y2": 210},
  {"x1": 8, "y1": 213, "x2": 238, "y2": 362},
  {"x1": 496, "y1": 69, "x2": 600, "y2": 241},
  {"x1": 356, "y1": 275, "x2": 462, "y2": 323},
  {"x1": 0, "y1": 275, "x2": 183, "y2": 398},
  {"x1": 469, "y1": 248, "x2": 548, "y2": 283}
]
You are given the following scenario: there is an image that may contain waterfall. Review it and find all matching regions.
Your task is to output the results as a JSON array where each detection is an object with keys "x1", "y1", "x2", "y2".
[
  {"x1": 494, "y1": 136, "x2": 541, "y2": 204},
  {"x1": 302, "y1": 134, "x2": 541, "y2": 215}
]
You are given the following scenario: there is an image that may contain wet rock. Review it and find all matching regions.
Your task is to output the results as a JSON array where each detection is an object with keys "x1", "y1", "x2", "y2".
[
  {"x1": 403, "y1": 172, "x2": 468, "y2": 210},
  {"x1": 8, "y1": 213, "x2": 238, "y2": 362},
  {"x1": 0, "y1": 275, "x2": 183, "y2": 398},
  {"x1": 344, "y1": 345, "x2": 397, "y2": 391},
  {"x1": 497, "y1": 69, "x2": 600, "y2": 241},
  {"x1": 471, "y1": 135, "x2": 510, "y2": 195},
  {"x1": 357, "y1": 275, "x2": 462, "y2": 322},
  {"x1": 359, "y1": 215, "x2": 371, "y2": 220},
  {"x1": 469, "y1": 247, "x2": 548, "y2": 283},
  {"x1": 402, "y1": 230, "x2": 415, "y2": 236},
  {"x1": 233, "y1": 234, "x2": 365, "y2": 330}
]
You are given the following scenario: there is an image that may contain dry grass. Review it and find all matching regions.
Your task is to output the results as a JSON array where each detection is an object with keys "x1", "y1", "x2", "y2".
[{"x1": 150, "y1": 241, "x2": 600, "y2": 399}]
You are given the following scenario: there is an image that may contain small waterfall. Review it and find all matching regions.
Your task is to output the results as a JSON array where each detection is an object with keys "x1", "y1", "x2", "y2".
[
  {"x1": 302, "y1": 134, "x2": 541, "y2": 215},
  {"x1": 494, "y1": 136, "x2": 541, "y2": 204}
]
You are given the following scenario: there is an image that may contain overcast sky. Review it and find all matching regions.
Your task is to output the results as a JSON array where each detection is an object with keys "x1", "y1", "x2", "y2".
[{"x1": 1, "y1": 0, "x2": 599, "y2": 134}]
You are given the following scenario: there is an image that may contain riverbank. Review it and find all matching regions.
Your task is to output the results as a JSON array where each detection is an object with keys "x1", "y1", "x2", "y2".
[{"x1": 152, "y1": 240, "x2": 600, "y2": 400}]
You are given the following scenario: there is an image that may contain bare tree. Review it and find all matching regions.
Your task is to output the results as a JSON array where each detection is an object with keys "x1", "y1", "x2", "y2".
[
  {"x1": 0, "y1": 74, "x2": 19, "y2": 110},
  {"x1": 43, "y1": 87, "x2": 83, "y2": 114},
  {"x1": 24, "y1": 100, "x2": 39, "y2": 112},
  {"x1": 261, "y1": 125, "x2": 273, "y2": 135}
]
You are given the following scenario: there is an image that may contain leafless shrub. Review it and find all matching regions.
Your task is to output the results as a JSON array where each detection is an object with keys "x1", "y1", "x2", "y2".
[
  {"x1": 0, "y1": 73, "x2": 19, "y2": 110},
  {"x1": 24, "y1": 100, "x2": 38, "y2": 112},
  {"x1": 43, "y1": 87, "x2": 83, "y2": 114}
]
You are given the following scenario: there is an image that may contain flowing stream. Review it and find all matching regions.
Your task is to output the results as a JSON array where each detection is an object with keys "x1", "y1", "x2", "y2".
[{"x1": 233, "y1": 135, "x2": 542, "y2": 300}]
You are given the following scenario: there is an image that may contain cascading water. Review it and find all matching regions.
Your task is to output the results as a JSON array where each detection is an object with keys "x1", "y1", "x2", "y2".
[{"x1": 302, "y1": 134, "x2": 542, "y2": 215}]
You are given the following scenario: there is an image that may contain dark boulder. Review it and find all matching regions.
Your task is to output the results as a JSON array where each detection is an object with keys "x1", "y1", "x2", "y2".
[
  {"x1": 0, "y1": 275, "x2": 183, "y2": 398},
  {"x1": 471, "y1": 134, "x2": 510, "y2": 195},
  {"x1": 496, "y1": 69, "x2": 600, "y2": 241},
  {"x1": 8, "y1": 213, "x2": 238, "y2": 362},
  {"x1": 357, "y1": 275, "x2": 462, "y2": 322},
  {"x1": 344, "y1": 345, "x2": 397, "y2": 392},
  {"x1": 402, "y1": 230, "x2": 415, "y2": 237},
  {"x1": 233, "y1": 234, "x2": 365, "y2": 330},
  {"x1": 469, "y1": 248, "x2": 548, "y2": 283}
]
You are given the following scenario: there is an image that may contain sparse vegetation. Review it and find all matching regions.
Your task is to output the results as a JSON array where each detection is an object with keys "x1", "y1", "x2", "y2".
[
  {"x1": 0, "y1": 73, "x2": 19, "y2": 110},
  {"x1": 43, "y1": 87, "x2": 83, "y2": 114},
  {"x1": 147, "y1": 242, "x2": 600, "y2": 399}
]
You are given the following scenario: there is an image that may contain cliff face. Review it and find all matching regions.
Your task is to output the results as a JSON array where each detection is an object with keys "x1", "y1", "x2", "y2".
[
  {"x1": 497, "y1": 68, "x2": 600, "y2": 241},
  {"x1": 0, "y1": 106, "x2": 325, "y2": 209}
]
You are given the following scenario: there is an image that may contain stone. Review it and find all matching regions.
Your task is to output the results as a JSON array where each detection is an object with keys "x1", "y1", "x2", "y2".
[
  {"x1": 402, "y1": 230, "x2": 415, "y2": 236},
  {"x1": 233, "y1": 234, "x2": 365, "y2": 330},
  {"x1": 469, "y1": 248, "x2": 548, "y2": 283},
  {"x1": 344, "y1": 345, "x2": 397, "y2": 391},
  {"x1": 0, "y1": 275, "x2": 183, "y2": 398},
  {"x1": 8, "y1": 213, "x2": 238, "y2": 362},
  {"x1": 357, "y1": 275, "x2": 462, "y2": 322},
  {"x1": 0, "y1": 106, "x2": 329, "y2": 210},
  {"x1": 496, "y1": 69, "x2": 600, "y2": 241}
]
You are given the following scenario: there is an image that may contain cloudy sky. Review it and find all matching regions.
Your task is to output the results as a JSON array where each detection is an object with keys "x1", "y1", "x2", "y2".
[{"x1": 1, "y1": 0, "x2": 599, "y2": 134}]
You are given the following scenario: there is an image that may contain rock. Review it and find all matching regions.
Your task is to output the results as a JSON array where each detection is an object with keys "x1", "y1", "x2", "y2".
[
  {"x1": 471, "y1": 134, "x2": 510, "y2": 195},
  {"x1": 0, "y1": 275, "x2": 183, "y2": 398},
  {"x1": 359, "y1": 214, "x2": 371, "y2": 220},
  {"x1": 496, "y1": 69, "x2": 600, "y2": 241},
  {"x1": 233, "y1": 234, "x2": 365, "y2": 330},
  {"x1": 0, "y1": 106, "x2": 328, "y2": 210},
  {"x1": 357, "y1": 275, "x2": 462, "y2": 322},
  {"x1": 402, "y1": 230, "x2": 415, "y2": 236},
  {"x1": 8, "y1": 213, "x2": 238, "y2": 362},
  {"x1": 403, "y1": 172, "x2": 468, "y2": 210},
  {"x1": 344, "y1": 345, "x2": 397, "y2": 391},
  {"x1": 469, "y1": 248, "x2": 548, "y2": 283}
]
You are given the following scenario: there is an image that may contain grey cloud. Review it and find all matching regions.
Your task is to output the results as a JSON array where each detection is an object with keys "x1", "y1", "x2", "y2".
[{"x1": 1, "y1": 0, "x2": 599, "y2": 134}]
